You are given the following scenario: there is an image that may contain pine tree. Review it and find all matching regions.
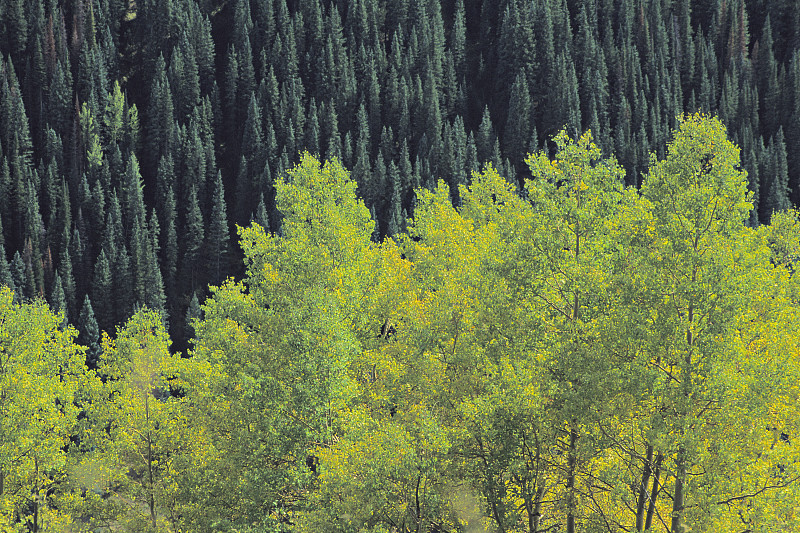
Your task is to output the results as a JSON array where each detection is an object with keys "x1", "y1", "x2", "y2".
[
  {"x1": 305, "y1": 98, "x2": 321, "y2": 155},
  {"x1": 2, "y1": 0, "x2": 28, "y2": 63},
  {"x1": 78, "y1": 295, "x2": 101, "y2": 369},
  {"x1": 185, "y1": 291, "x2": 202, "y2": 342},
  {"x1": 505, "y1": 72, "x2": 532, "y2": 168},
  {"x1": 170, "y1": 33, "x2": 202, "y2": 123},
  {"x1": 10, "y1": 251, "x2": 25, "y2": 302},
  {"x1": 760, "y1": 128, "x2": 790, "y2": 223},
  {"x1": 57, "y1": 227, "x2": 76, "y2": 318},
  {"x1": 123, "y1": 153, "x2": 146, "y2": 234},
  {"x1": 452, "y1": 0, "x2": 467, "y2": 79},
  {"x1": 477, "y1": 106, "x2": 495, "y2": 164},
  {"x1": 207, "y1": 172, "x2": 230, "y2": 285},
  {"x1": 92, "y1": 248, "x2": 113, "y2": 334},
  {"x1": 49, "y1": 272, "x2": 67, "y2": 328},
  {"x1": 387, "y1": 160, "x2": 403, "y2": 237},
  {"x1": 182, "y1": 185, "x2": 205, "y2": 294},
  {"x1": 130, "y1": 214, "x2": 149, "y2": 308},
  {"x1": 0, "y1": 245, "x2": 15, "y2": 295},
  {"x1": 113, "y1": 244, "x2": 134, "y2": 324},
  {"x1": 145, "y1": 55, "x2": 175, "y2": 177},
  {"x1": 254, "y1": 193, "x2": 270, "y2": 231},
  {"x1": 755, "y1": 16, "x2": 781, "y2": 140}
]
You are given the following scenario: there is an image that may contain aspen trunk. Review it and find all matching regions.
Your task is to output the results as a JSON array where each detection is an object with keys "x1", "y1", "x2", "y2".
[
  {"x1": 645, "y1": 453, "x2": 663, "y2": 531},
  {"x1": 635, "y1": 445, "x2": 654, "y2": 531},
  {"x1": 531, "y1": 483, "x2": 544, "y2": 533},
  {"x1": 566, "y1": 423, "x2": 578, "y2": 533}
]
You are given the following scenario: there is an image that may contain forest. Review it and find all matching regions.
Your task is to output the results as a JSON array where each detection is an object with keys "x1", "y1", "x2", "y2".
[
  {"x1": 1, "y1": 0, "x2": 800, "y2": 531},
  {"x1": 0, "y1": 0, "x2": 799, "y2": 345},
  {"x1": 2, "y1": 115, "x2": 800, "y2": 532}
]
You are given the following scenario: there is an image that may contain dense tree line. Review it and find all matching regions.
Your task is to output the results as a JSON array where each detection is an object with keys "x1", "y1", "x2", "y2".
[
  {"x1": 0, "y1": 0, "x2": 800, "y2": 342},
  {"x1": 1, "y1": 116, "x2": 799, "y2": 532}
]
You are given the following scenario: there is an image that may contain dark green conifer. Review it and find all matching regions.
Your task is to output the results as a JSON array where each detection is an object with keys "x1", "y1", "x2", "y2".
[
  {"x1": 170, "y1": 33, "x2": 202, "y2": 123},
  {"x1": 760, "y1": 128, "x2": 790, "y2": 223},
  {"x1": 208, "y1": 172, "x2": 230, "y2": 284},
  {"x1": 387, "y1": 160, "x2": 403, "y2": 237},
  {"x1": 254, "y1": 193, "x2": 269, "y2": 231},
  {"x1": 755, "y1": 17, "x2": 781, "y2": 139},
  {"x1": 183, "y1": 185, "x2": 205, "y2": 294},
  {"x1": 452, "y1": 0, "x2": 467, "y2": 79},
  {"x1": 2, "y1": 0, "x2": 28, "y2": 63},
  {"x1": 305, "y1": 98, "x2": 321, "y2": 155},
  {"x1": 57, "y1": 228, "x2": 76, "y2": 317},
  {"x1": 78, "y1": 295, "x2": 101, "y2": 369},
  {"x1": 144, "y1": 211, "x2": 166, "y2": 315},
  {"x1": 370, "y1": 152, "x2": 388, "y2": 216},
  {"x1": 477, "y1": 106, "x2": 495, "y2": 164},
  {"x1": 145, "y1": 55, "x2": 175, "y2": 173},
  {"x1": 0, "y1": 245, "x2": 14, "y2": 294},
  {"x1": 185, "y1": 291, "x2": 202, "y2": 341},
  {"x1": 92, "y1": 248, "x2": 113, "y2": 333},
  {"x1": 70, "y1": 226, "x2": 87, "y2": 300},
  {"x1": 112, "y1": 244, "x2": 132, "y2": 324},
  {"x1": 10, "y1": 251, "x2": 25, "y2": 302},
  {"x1": 505, "y1": 72, "x2": 532, "y2": 167},
  {"x1": 49, "y1": 272, "x2": 67, "y2": 328}
]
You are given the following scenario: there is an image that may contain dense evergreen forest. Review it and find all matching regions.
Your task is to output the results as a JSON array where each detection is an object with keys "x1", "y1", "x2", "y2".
[
  {"x1": 0, "y1": 0, "x2": 799, "y2": 344},
  {"x1": 2, "y1": 0, "x2": 800, "y2": 531}
]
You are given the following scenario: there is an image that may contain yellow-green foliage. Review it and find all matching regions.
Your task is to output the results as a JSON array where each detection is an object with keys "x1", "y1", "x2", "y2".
[
  {"x1": 0, "y1": 287, "x2": 87, "y2": 530},
  {"x1": 0, "y1": 116, "x2": 799, "y2": 533}
]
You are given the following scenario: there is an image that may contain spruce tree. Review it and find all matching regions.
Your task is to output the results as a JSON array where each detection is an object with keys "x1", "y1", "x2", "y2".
[
  {"x1": 305, "y1": 98, "x2": 321, "y2": 156},
  {"x1": 49, "y1": 272, "x2": 67, "y2": 328},
  {"x1": 78, "y1": 295, "x2": 101, "y2": 369},
  {"x1": 111, "y1": 242, "x2": 133, "y2": 325},
  {"x1": 57, "y1": 229, "x2": 76, "y2": 318},
  {"x1": 92, "y1": 248, "x2": 113, "y2": 334},
  {"x1": 2, "y1": 0, "x2": 28, "y2": 64},
  {"x1": 183, "y1": 185, "x2": 205, "y2": 294},
  {"x1": 477, "y1": 106, "x2": 495, "y2": 164},
  {"x1": 208, "y1": 172, "x2": 230, "y2": 285},
  {"x1": 0, "y1": 245, "x2": 15, "y2": 294},
  {"x1": 387, "y1": 160, "x2": 403, "y2": 237},
  {"x1": 185, "y1": 290, "x2": 202, "y2": 342},
  {"x1": 505, "y1": 72, "x2": 532, "y2": 168},
  {"x1": 761, "y1": 128, "x2": 790, "y2": 223},
  {"x1": 145, "y1": 55, "x2": 175, "y2": 174}
]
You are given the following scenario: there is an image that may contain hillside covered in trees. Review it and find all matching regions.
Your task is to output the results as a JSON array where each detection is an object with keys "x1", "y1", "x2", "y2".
[
  {"x1": 2, "y1": 116, "x2": 800, "y2": 532},
  {"x1": 0, "y1": 0, "x2": 800, "y2": 343}
]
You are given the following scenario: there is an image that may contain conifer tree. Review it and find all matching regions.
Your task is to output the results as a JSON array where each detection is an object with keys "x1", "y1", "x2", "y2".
[
  {"x1": 2, "y1": 0, "x2": 28, "y2": 64},
  {"x1": 57, "y1": 227, "x2": 76, "y2": 317},
  {"x1": 185, "y1": 290, "x2": 202, "y2": 341},
  {"x1": 92, "y1": 248, "x2": 113, "y2": 334},
  {"x1": 182, "y1": 185, "x2": 205, "y2": 294},
  {"x1": 305, "y1": 98, "x2": 321, "y2": 156},
  {"x1": 760, "y1": 128, "x2": 790, "y2": 223},
  {"x1": 145, "y1": 55, "x2": 175, "y2": 173},
  {"x1": 207, "y1": 172, "x2": 230, "y2": 285},
  {"x1": 504, "y1": 72, "x2": 532, "y2": 167},
  {"x1": 113, "y1": 244, "x2": 133, "y2": 325},
  {"x1": 254, "y1": 192, "x2": 270, "y2": 231},
  {"x1": 10, "y1": 251, "x2": 25, "y2": 302},
  {"x1": 477, "y1": 106, "x2": 495, "y2": 164},
  {"x1": 78, "y1": 295, "x2": 101, "y2": 369},
  {"x1": 170, "y1": 34, "x2": 202, "y2": 123},
  {"x1": 49, "y1": 272, "x2": 67, "y2": 328},
  {"x1": 387, "y1": 160, "x2": 403, "y2": 237},
  {"x1": 0, "y1": 245, "x2": 15, "y2": 295},
  {"x1": 451, "y1": 0, "x2": 467, "y2": 79}
]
